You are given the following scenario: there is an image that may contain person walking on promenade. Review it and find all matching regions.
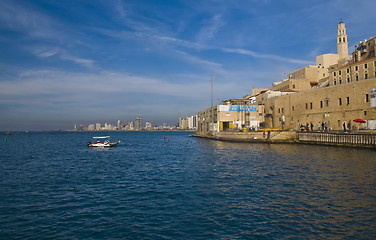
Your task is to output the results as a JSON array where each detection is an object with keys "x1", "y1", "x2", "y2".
[
  {"x1": 347, "y1": 121, "x2": 351, "y2": 133},
  {"x1": 343, "y1": 121, "x2": 347, "y2": 133},
  {"x1": 310, "y1": 122, "x2": 313, "y2": 132},
  {"x1": 318, "y1": 122, "x2": 321, "y2": 131},
  {"x1": 322, "y1": 122, "x2": 325, "y2": 131}
]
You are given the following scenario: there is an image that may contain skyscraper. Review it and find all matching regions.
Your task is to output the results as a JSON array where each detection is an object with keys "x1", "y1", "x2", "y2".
[{"x1": 135, "y1": 117, "x2": 142, "y2": 131}]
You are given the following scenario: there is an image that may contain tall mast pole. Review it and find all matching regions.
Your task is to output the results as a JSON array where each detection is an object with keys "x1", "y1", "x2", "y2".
[
  {"x1": 211, "y1": 73, "x2": 213, "y2": 133},
  {"x1": 211, "y1": 73, "x2": 213, "y2": 109}
]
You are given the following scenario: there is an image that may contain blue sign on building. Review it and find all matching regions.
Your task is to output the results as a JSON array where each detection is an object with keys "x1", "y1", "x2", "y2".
[{"x1": 228, "y1": 105, "x2": 257, "y2": 111}]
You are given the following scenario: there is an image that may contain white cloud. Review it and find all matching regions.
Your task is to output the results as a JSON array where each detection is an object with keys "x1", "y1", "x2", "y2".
[
  {"x1": 196, "y1": 14, "x2": 225, "y2": 44},
  {"x1": 30, "y1": 47, "x2": 97, "y2": 69},
  {"x1": 0, "y1": 1, "x2": 65, "y2": 40},
  {"x1": 221, "y1": 47, "x2": 314, "y2": 65}
]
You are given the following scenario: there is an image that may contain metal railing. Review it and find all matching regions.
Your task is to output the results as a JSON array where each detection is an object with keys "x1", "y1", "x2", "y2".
[{"x1": 298, "y1": 132, "x2": 376, "y2": 147}]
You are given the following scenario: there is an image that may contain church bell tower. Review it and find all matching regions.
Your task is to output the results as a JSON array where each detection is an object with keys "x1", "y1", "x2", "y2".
[{"x1": 337, "y1": 21, "x2": 349, "y2": 64}]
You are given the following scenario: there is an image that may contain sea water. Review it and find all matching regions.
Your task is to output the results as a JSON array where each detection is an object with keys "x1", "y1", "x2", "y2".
[{"x1": 0, "y1": 131, "x2": 375, "y2": 239}]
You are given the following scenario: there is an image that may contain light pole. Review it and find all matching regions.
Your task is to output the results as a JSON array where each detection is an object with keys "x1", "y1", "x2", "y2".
[{"x1": 324, "y1": 97, "x2": 330, "y2": 131}]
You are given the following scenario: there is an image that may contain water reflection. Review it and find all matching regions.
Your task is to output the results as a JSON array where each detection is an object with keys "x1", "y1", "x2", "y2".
[
  {"x1": 1, "y1": 132, "x2": 375, "y2": 239},
  {"x1": 194, "y1": 140, "x2": 376, "y2": 238}
]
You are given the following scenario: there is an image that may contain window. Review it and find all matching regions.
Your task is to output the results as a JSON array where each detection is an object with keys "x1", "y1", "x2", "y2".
[
  {"x1": 334, "y1": 72, "x2": 337, "y2": 77},
  {"x1": 347, "y1": 68, "x2": 350, "y2": 73},
  {"x1": 292, "y1": 85, "x2": 295, "y2": 89},
  {"x1": 365, "y1": 73, "x2": 368, "y2": 79},
  {"x1": 339, "y1": 70, "x2": 342, "y2": 75},
  {"x1": 334, "y1": 80, "x2": 337, "y2": 85},
  {"x1": 282, "y1": 108, "x2": 284, "y2": 113},
  {"x1": 364, "y1": 111, "x2": 367, "y2": 116},
  {"x1": 278, "y1": 108, "x2": 280, "y2": 113},
  {"x1": 339, "y1": 77, "x2": 342, "y2": 84},
  {"x1": 305, "y1": 103, "x2": 308, "y2": 109},
  {"x1": 347, "y1": 97, "x2": 350, "y2": 105},
  {"x1": 356, "y1": 75, "x2": 359, "y2": 81},
  {"x1": 310, "y1": 102, "x2": 313, "y2": 109},
  {"x1": 365, "y1": 63, "x2": 368, "y2": 69},
  {"x1": 339, "y1": 98, "x2": 342, "y2": 105},
  {"x1": 356, "y1": 66, "x2": 359, "y2": 71},
  {"x1": 343, "y1": 37, "x2": 346, "y2": 42},
  {"x1": 347, "y1": 77, "x2": 350, "y2": 83},
  {"x1": 320, "y1": 101, "x2": 323, "y2": 108},
  {"x1": 292, "y1": 106, "x2": 295, "y2": 111},
  {"x1": 366, "y1": 94, "x2": 369, "y2": 102}
]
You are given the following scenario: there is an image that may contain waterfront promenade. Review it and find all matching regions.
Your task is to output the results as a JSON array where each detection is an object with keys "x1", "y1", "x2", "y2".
[{"x1": 192, "y1": 131, "x2": 376, "y2": 148}]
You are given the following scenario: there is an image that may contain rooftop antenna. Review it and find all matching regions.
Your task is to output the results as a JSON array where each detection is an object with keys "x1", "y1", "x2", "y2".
[
  {"x1": 211, "y1": 73, "x2": 214, "y2": 133},
  {"x1": 211, "y1": 73, "x2": 213, "y2": 109}
]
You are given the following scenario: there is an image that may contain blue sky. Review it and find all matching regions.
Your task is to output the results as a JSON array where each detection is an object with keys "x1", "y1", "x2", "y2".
[{"x1": 1, "y1": 0, "x2": 375, "y2": 130}]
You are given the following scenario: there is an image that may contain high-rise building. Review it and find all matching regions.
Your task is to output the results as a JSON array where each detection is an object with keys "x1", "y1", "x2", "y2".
[
  {"x1": 129, "y1": 121, "x2": 134, "y2": 130},
  {"x1": 135, "y1": 117, "x2": 142, "y2": 130},
  {"x1": 145, "y1": 122, "x2": 152, "y2": 130}
]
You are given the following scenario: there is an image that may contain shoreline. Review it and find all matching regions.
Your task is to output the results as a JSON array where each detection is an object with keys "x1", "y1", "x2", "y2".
[{"x1": 191, "y1": 131, "x2": 376, "y2": 149}]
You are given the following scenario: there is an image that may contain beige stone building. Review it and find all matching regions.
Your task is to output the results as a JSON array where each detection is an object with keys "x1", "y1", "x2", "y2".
[
  {"x1": 197, "y1": 98, "x2": 264, "y2": 132},
  {"x1": 196, "y1": 22, "x2": 376, "y2": 133},
  {"x1": 262, "y1": 78, "x2": 375, "y2": 130},
  {"x1": 270, "y1": 54, "x2": 339, "y2": 92},
  {"x1": 259, "y1": 22, "x2": 376, "y2": 131}
]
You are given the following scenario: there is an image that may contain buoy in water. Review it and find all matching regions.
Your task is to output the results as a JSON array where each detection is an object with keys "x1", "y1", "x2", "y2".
[
  {"x1": 4, "y1": 137, "x2": 7, "y2": 142},
  {"x1": 163, "y1": 135, "x2": 166, "y2": 140}
]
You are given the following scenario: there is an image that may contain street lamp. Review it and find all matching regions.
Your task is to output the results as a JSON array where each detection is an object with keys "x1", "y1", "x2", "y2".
[{"x1": 324, "y1": 97, "x2": 329, "y2": 131}]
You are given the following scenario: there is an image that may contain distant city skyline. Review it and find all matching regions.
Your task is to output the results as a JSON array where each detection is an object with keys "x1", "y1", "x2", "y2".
[
  {"x1": 1, "y1": 0, "x2": 376, "y2": 130},
  {"x1": 74, "y1": 117, "x2": 179, "y2": 132}
]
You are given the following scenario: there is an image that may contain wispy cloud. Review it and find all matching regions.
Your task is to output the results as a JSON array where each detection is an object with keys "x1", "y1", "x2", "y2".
[
  {"x1": 0, "y1": 70, "x2": 207, "y2": 100},
  {"x1": 221, "y1": 48, "x2": 314, "y2": 65},
  {"x1": 0, "y1": 1, "x2": 65, "y2": 40},
  {"x1": 173, "y1": 50, "x2": 222, "y2": 68},
  {"x1": 196, "y1": 14, "x2": 225, "y2": 44},
  {"x1": 32, "y1": 47, "x2": 96, "y2": 69}
]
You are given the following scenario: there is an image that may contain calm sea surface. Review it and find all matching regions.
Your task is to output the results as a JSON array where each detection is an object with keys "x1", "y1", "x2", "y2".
[{"x1": 0, "y1": 131, "x2": 375, "y2": 239}]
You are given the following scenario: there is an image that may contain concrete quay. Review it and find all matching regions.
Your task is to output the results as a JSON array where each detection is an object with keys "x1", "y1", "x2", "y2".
[
  {"x1": 191, "y1": 131, "x2": 297, "y2": 143},
  {"x1": 191, "y1": 131, "x2": 376, "y2": 148}
]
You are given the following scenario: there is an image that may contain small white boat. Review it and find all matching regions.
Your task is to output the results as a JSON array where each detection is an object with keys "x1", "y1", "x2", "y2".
[{"x1": 88, "y1": 136, "x2": 118, "y2": 147}]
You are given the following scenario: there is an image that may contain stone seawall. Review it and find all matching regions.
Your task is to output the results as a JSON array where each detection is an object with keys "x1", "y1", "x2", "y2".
[
  {"x1": 191, "y1": 131, "x2": 297, "y2": 143},
  {"x1": 191, "y1": 131, "x2": 376, "y2": 148}
]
